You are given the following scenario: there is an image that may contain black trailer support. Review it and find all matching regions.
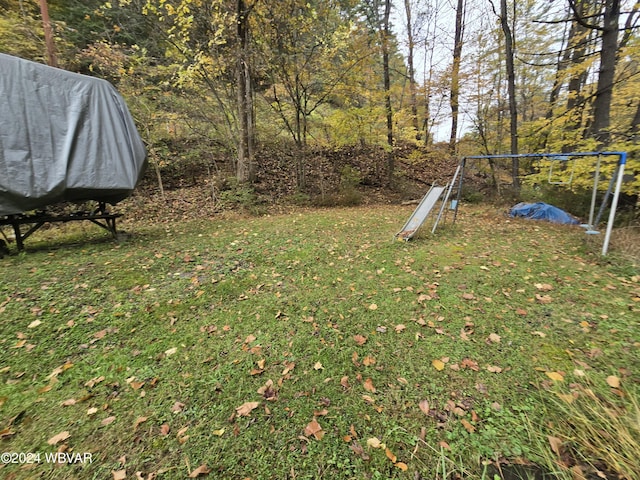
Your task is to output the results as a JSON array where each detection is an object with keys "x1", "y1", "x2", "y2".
[{"x1": 0, "y1": 203, "x2": 122, "y2": 251}]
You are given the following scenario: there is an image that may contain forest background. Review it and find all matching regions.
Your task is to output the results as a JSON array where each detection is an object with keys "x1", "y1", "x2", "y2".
[{"x1": 1, "y1": 0, "x2": 639, "y2": 213}]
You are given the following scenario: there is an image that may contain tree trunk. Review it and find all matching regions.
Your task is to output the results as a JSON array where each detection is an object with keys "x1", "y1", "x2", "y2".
[
  {"x1": 382, "y1": 0, "x2": 394, "y2": 182},
  {"x1": 39, "y1": 0, "x2": 58, "y2": 68},
  {"x1": 236, "y1": 0, "x2": 255, "y2": 183},
  {"x1": 588, "y1": 0, "x2": 620, "y2": 146},
  {"x1": 449, "y1": 0, "x2": 465, "y2": 154},
  {"x1": 498, "y1": 0, "x2": 519, "y2": 189},
  {"x1": 404, "y1": 0, "x2": 420, "y2": 140}
]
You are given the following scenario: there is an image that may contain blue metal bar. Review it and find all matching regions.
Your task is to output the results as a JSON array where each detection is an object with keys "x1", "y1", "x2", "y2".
[{"x1": 462, "y1": 151, "x2": 626, "y2": 162}]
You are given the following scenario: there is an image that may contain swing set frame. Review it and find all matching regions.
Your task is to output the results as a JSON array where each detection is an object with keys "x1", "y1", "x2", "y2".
[{"x1": 448, "y1": 151, "x2": 628, "y2": 256}]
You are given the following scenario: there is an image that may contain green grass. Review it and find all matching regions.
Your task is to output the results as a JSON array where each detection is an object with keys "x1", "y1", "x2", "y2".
[{"x1": 1, "y1": 204, "x2": 638, "y2": 479}]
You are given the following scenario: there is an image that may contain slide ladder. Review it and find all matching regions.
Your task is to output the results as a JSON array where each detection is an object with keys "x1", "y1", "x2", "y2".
[{"x1": 395, "y1": 185, "x2": 446, "y2": 241}]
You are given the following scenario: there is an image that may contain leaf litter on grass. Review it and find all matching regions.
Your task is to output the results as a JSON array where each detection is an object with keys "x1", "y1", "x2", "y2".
[{"x1": 0, "y1": 204, "x2": 638, "y2": 479}]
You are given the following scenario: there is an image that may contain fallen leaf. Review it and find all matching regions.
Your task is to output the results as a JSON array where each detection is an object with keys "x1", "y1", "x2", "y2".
[
  {"x1": 212, "y1": 428, "x2": 225, "y2": 436},
  {"x1": 27, "y1": 320, "x2": 42, "y2": 329},
  {"x1": 535, "y1": 283, "x2": 553, "y2": 291},
  {"x1": 548, "y1": 435, "x2": 563, "y2": 457},
  {"x1": 188, "y1": 464, "x2": 210, "y2": 478},
  {"x1": 460, "y1": 419, "x2": 476, "y2": 433},
  {"x1": 486, "y1": 365, "x2": 503, "y2": 373},
  {"x1": 304, "y1": 419, "x2": 325, "y2": 440},
  {"x1": 545, "y1": 371, "x2": 564, "y2": 382},
  {"x1": 556, "y1": 393, "x2": 575, "y2": 404},
  {"x1": 432, "y1": 359, "x2": 445, "y2": 371},
  {"x1": 47, "y1": 431, "x2": 70, "y2": 445},
  {"x1": 367, "y1": 437, "x2": 383, "y2": 449},
  {"x1": 353, "y1": 334, "x2": 367, "y2": 345},
  {"x1": 394, "y1": 324, "x2": 406, "y2": 333},
  {"x1": 535, "y1": 294, "x2": 553, "y2": 304},
  {"x1": 462, "y1": 292, "x2": 475, "y2": 300},
  {"x1": 363, "y1": 378, "x2": 376, "y2": 393},
  {"x1": 313, "y1": 361, "x2": 324, "y2": 371},
  {"x1": 235, "y1": 401, "x2": 260, "y2": 417},
  {"x1": 133, "y1": 416, "x2": 148, "y2": 431},
  {"x1": 606, "y1": 375, "x2": 620, "y2": 388},
  {"x1": 461, "y1": 358, "x2": 479, "y2": 371},
  {"x1": 368, "y1": 303, "x2": 378, "y2": 310},
  {"x1": 160, "y1": 424, "x2": 170, "y2": 436},
  {"x1": 94, "y1": 329, "x2": 108, "y2": 339},
  {"x1": 340, "y1": 376, "x2": 349, "y2": 389},
  {"x1": 102, "y1": 416, "x2": 116, "y2": 426},
  {"x1": 362, "y1": 355, "x2": 376, "y2": 366},
  {"x1": 385, "y1": 447, "x2": 397, "y2": 463},
  {"x1": 395, "y1": 462, "x2": 408, "y2": 471},
  {"x1": 112, "y1": 470, "x2": 127, "y2": 480},
  {"x1": 487, "y1": 333, "x2": 501, "y2": 344},
  {"x1": 419, "y1": 399, "x2": 430, "y2": 415},
  {"x1": 164, "y1": 347, "x2": 177, "y2": 356},
  {"x1": 171, "y1": 401, "x2": 185, "y2": 413}
]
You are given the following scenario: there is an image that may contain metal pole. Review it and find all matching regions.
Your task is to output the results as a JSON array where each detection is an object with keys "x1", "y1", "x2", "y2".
[
  {"x1": 587, "y1": 154, "x2": 601, "y2": 228},
  {"x1": 602, "y1": 153, "x2": 626, "y2": 256}
]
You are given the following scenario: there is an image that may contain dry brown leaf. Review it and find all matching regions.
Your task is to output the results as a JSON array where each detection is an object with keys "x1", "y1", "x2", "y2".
[
  {"x1": 47, "y1": 430, "x2": 70, "y2": 445},
  {"x1": 304, "y1": 419, "x2": 325, "y2": 440},
  {"x1": 102, "y1": 416, "x2": 117, "y2": 426},
  {"x1": 385, "y1": 447, "x2": 397, "y2": 463},
  {"x1": 160, "y1": 424, "x2": 170, "y2": 436},
  {"x1": 362, "y1": 355, "x2": 376, "y2": 366},
  {"x1": 545, "y1": 371, "x2": 564, "y2": 382},
  {"x1": 535, "y1": 294, "x2": 553, "y2": 304},
  {"x1": 171, "y1": 401, "x2": 185, "y2": 413},
  {"x1": 340, "y1": 376, "x2": 349, "y2": 389},
  {"x1": 353, "y1": 334, "x2": 367, "y2": 345},
  {"x1": 487, "y1": 333, "x2": 501, "y2": 344},
  {"x1": 112, "y1": 470, "x2": 127, "y2": 480},
  {"x1": 394, "y1": 324, "x2": 406, "y2": 333},
  {"x1": 235, "y1": 401, "x2": 260, "y2": 417},
  {"x1": 606, "y1": 375, "x2": 620, "y2": 388},
  {"x1": 461, "y1": 358, "x2": 479, "y2": 371},
  {"x1": 460, "y1": 419, "x2": 476, "y2": 433},
  {"x1": 133, "y1": 416, "x2": 148, "y2": 431},
  {"x1": 395, "y1": 462, "x2": 408, "y2": 471},
  {"x1": 188, "y1": 464, "x2": 211, "y2": 478},
  {"x1": 363, "y1": 378, "x2": 376, "y2": 393},
  {"x1": 419, "y1": 399, "x2": 430, "y2": 415},
  {"x1": 548, "y1": 435, "x2": 563, "y2": 457}
]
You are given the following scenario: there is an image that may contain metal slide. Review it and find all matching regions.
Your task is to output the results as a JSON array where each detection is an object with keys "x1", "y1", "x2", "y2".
[{"x1": 395, "y1": 185, "x2": 446, "y2": 241}]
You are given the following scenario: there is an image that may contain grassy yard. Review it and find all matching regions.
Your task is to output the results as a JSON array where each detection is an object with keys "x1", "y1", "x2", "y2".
[{"x1": 1, "y1": 204, "x2": 639, "y2": 480}]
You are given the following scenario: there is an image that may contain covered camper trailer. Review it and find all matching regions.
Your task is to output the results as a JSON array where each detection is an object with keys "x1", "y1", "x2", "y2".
[{"x1": 0, "y1": 53, "x2": 147, "y2": 250}]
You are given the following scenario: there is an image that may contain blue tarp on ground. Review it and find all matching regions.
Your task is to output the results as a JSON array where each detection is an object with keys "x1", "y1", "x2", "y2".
[{"x1": 509, "y1": 202, "x2": 580, "y2": 225}]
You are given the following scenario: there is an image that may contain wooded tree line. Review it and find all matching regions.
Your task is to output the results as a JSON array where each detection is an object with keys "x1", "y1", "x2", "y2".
[{"x1": 1, "y1": 0, "x2": 638, "y2": 195}]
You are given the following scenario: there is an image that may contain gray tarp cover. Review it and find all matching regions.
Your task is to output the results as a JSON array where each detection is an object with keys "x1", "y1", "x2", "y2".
[{"x1": 0, "y1": 53, "x2": 147, "y2": 216}]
